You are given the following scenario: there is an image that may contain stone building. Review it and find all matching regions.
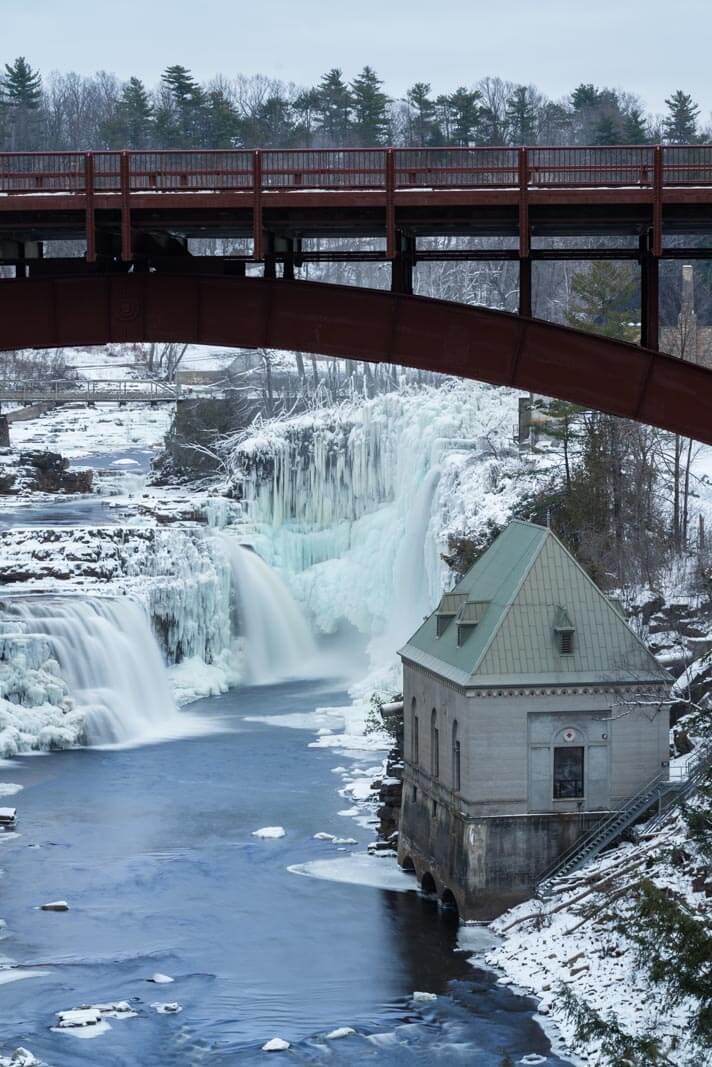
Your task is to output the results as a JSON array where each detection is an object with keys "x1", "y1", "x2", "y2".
[{"x1": 397, "y1": 520, "x2": 670, "y2": 919}]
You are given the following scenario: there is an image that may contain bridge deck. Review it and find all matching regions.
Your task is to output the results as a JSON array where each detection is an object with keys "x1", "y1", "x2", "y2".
[{"x1": 2, "y1": 146, "x2": 712, "y2": 259}]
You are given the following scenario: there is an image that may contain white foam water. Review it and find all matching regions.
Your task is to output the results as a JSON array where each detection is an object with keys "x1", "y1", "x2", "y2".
[
  {"x1": 10, "y1": 597, "x2": 206, "y2": 747},
  {"x1": 216, "y1": 532, "x2": 317, "y2": 685}
]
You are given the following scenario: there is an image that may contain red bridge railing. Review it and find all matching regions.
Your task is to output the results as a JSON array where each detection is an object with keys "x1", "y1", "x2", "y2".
[{"x1": 2, "y1": 145, "x2": 712, "y2": 194}]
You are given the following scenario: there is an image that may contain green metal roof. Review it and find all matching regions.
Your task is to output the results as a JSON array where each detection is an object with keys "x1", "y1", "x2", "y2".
[{"x1": 400, "y1": 520, "x2": 669, "y2": 689}]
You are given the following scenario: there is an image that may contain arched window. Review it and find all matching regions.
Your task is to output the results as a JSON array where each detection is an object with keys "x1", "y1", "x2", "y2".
[
  {"x1": 452, "y1": 719, "x2": 461, "y2": 792},
  {"x1": 431, "y1": 708, "x2": 439, "y2": 779},
  {"x1": 411, "y1": 697, "x2": 419, "y2": 765}
]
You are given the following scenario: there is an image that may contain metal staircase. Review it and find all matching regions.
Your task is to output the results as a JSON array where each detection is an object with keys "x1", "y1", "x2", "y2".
[{"x1": 537, "y1": 740, "x2": 712, "y2": 898}]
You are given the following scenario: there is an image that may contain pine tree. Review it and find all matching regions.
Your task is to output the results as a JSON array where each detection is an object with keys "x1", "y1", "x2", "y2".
[
  {"x1": 405, "y1": 82, "x2": 438, "y2": 146},
  {"x1": 1, "y1": 56, "x2": 42, "y2": 149},
  {"x1": 663, "y1": 89, "x2": 700, "y2": 143},
  {"x1": 292, "y1": 87, "x2": 321, "y2": 145},
  {"x1": 591, "y1": 112, "x2": 620, "y2": 146},
  {"x1": 622, "y1": 105, "x2": 649, "y2": 144},
  {"x1": 254, "y1": 95, "x2": 295, "y2": 147},
  {"x1": 204, "y1": 87, "x2": 239, "y2": 147},
  {"x1": 115, "y1": 77, "x2": 153, "y2": 147},
  {"x1": 448, "y1": 86, "x2": 480, "y2": 146},
  {"x1": 350, "y1": 67, "x2": 390, "y2": 146},
  {"x1": 505, "y1": 85, "x2": 537, "y2": 144},
  {"x1": 1, "y1": 56, "x2": 42, "y2": 108},
  {"x1": 571, "y1": 83, "x2": 601, "y2": 111},
  {"x1": 315, "y1": 69, "x2": 352, "y2": 146},
  {"x1": 157, "y1": 65, "x2": 207, "y2": 146},
  {"x1": 565, "y1": 261, "x2": 638, "y2": 341}
]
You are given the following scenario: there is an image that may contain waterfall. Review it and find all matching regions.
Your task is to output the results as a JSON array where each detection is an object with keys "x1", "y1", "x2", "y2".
[
  {"x1": 226, "y1": 382, "x2": 520, "y2": 666},
  {"x1": 8, "y1": 596, "x2": 195, "y2": 747},
  {"x1": 215, "y1": 532, "x2": 317, "y2": 685}
]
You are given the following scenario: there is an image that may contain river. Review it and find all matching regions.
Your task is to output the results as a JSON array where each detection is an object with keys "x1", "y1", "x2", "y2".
[
  {"x1": 0, "y1": 677, "x2": 571, "y2": 1066},
  {"x1": 0, "y1": 430, "x2": 572, "y2": 1065}
]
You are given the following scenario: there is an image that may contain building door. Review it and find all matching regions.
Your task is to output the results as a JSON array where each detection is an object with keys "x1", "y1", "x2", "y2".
[{"x1": 528, "y1": 712, "x2": 610, "y2": 812}]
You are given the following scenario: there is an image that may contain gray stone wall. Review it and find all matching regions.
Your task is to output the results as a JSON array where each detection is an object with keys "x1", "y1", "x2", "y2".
[
  {"x1": 397, "y1": 781, "x2": 603, "y2": 919},
  {"x1": 400, "y1": 660, "x2": 669, "y2": 917},
  {"x1": 404, "y1": 661, "x2": 669, "y2": 816}
]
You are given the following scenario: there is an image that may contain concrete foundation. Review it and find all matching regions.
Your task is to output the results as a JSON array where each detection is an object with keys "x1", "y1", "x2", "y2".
[{"x1": 398, "y1": 786, "x2": 604, "y2": 919}]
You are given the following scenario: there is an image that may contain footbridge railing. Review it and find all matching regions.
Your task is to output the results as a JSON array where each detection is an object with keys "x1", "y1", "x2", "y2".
[
  {"x1": 2, "y1": 145, "x2": 712, "y2": 195},
  {"x1": 0, "y1": 378, "x2": 183, "y2": 406}
]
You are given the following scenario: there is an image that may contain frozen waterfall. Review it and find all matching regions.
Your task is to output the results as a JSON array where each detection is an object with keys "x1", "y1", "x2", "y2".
[
  {"x1": 227, "y1": 382, "x2": 521, "y2": 665},
  {"x1": 9, "y1": 596, "x2": 197, "y2": 747},
  {"x1": 216, "y1": 532, "x2": 317, "y2": 685}
]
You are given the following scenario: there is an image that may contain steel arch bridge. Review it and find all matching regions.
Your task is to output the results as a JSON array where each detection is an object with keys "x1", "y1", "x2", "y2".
[{"x1": 2, "y1": 272, "x2": 711, "y2": 445}]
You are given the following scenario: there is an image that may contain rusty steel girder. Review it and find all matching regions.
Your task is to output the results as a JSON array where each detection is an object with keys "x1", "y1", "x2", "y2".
[{"x1": 0, "y1": 273, "x2": 710, "y2": 444}]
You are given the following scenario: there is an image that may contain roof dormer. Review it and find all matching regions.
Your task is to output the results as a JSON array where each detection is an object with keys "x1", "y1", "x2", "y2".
[
  {"x1": 435, "y1": 592, "x2": 467, "y2": 636},
  {"x1": 456, "y1": 600, "x2": 489, "y2": 646},
  {"x1": 554, "y1": 606, "x2": 575, "y2": 655}
]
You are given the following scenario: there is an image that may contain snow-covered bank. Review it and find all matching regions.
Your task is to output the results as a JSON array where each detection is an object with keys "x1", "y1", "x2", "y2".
[{"x1": 485, "y1": 803, "x2": 711, "y2": 1066}]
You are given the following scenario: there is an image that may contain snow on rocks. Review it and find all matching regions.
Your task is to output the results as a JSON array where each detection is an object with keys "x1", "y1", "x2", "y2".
[
  {"x1": 147, "y1": 973, "x2": 175, "y2": 984},
  {"x1": 52, "y1": 1001, "x2": 137, "y2": 1039},
  {"x1": 0, "y1": 1050, "x2": 42, "y2": 1067},
  {"x1": 251, "y1": 826, "x2": 286, "y2": 839},
  {"x1": 55, "y1": 1008, "x2": 102, "y2": 1027},
  {"x1": 412, "y1": 991, "x2": 437, "y2": 1002},
  {"x1": 262, "y1": 1037, "x2": 290, "y2": 1052},
  {"x1": 487, "y1": 813, "x2": 710, "y2": 1067}
]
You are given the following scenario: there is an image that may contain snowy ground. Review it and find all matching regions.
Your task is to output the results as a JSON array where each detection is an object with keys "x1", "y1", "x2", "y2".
[
  {"x1": 485, "y1": 813, "x2": 711, "y2": 1066},
  {"x1": 8, "y1": 403, "x2": 173, "y2": 460}
]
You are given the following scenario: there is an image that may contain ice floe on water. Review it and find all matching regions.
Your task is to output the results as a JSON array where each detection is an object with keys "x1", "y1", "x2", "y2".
[
  {"x1": 252, "y1": 826, "x2": 286, "y2": 839},
  {"x1": 262, "y1": 1037, "x2": 290, "y2": 1051},
  {"x1": 0, "y1": 785, "x2": 22, "y2": 797},
  {"x1": 325, "y1": 1027, "x2": 356, "y2": 1040},
  {"x1": 244, "y1": 707, "x2": 344, "y2": 731},
  {"x1": 151, "y1": 1002, "x2": 182, "y2": 1014},
  {"x1": 0, "y1": 969, "x2": 51, "y2": 986},
  {"x1": 412, "y1": 991, "x2": 438, "y2": 1002},
  {"x1": 147, "y1": 972, "x2": 174, "y2": 984},
  {"x1": 288, "y1": 852, "x2": 417, "y2": 892}
]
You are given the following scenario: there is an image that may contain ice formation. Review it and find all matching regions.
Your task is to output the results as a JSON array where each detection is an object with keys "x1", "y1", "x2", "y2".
[
  {"x1": 0, "y1": 524, "x2": 317, "y2": 752},
  {"x1": 226, "y1": 380, "x2": 526, "y2": 663},
  {"x1": 7, "y1": 597, "x2": 186, "y2": 747}
]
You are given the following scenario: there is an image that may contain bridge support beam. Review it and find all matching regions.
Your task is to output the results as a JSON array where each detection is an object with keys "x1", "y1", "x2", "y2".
[
  {"x1": 640, "y1": 233, "x2": 659, "y2": 352},
  {"x1": 518, "y1": 257, "x2": 532, "y2": 319},
  {"x1": 391, "y1": 233, "x2": 415, "y2": 295}
]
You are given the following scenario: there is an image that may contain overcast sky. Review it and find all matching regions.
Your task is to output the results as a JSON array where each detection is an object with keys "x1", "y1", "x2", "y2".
[{"x1": 3, "y1": 0, "x2": 709, "y2": 116}]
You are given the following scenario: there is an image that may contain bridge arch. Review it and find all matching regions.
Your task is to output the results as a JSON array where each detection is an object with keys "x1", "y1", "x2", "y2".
[
  {"x1": 440, "y1": 888, "x2": 459, "y2": 918},
  {"x1": 2, "y1": 273, "x2": 711, "y2": 445}
]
